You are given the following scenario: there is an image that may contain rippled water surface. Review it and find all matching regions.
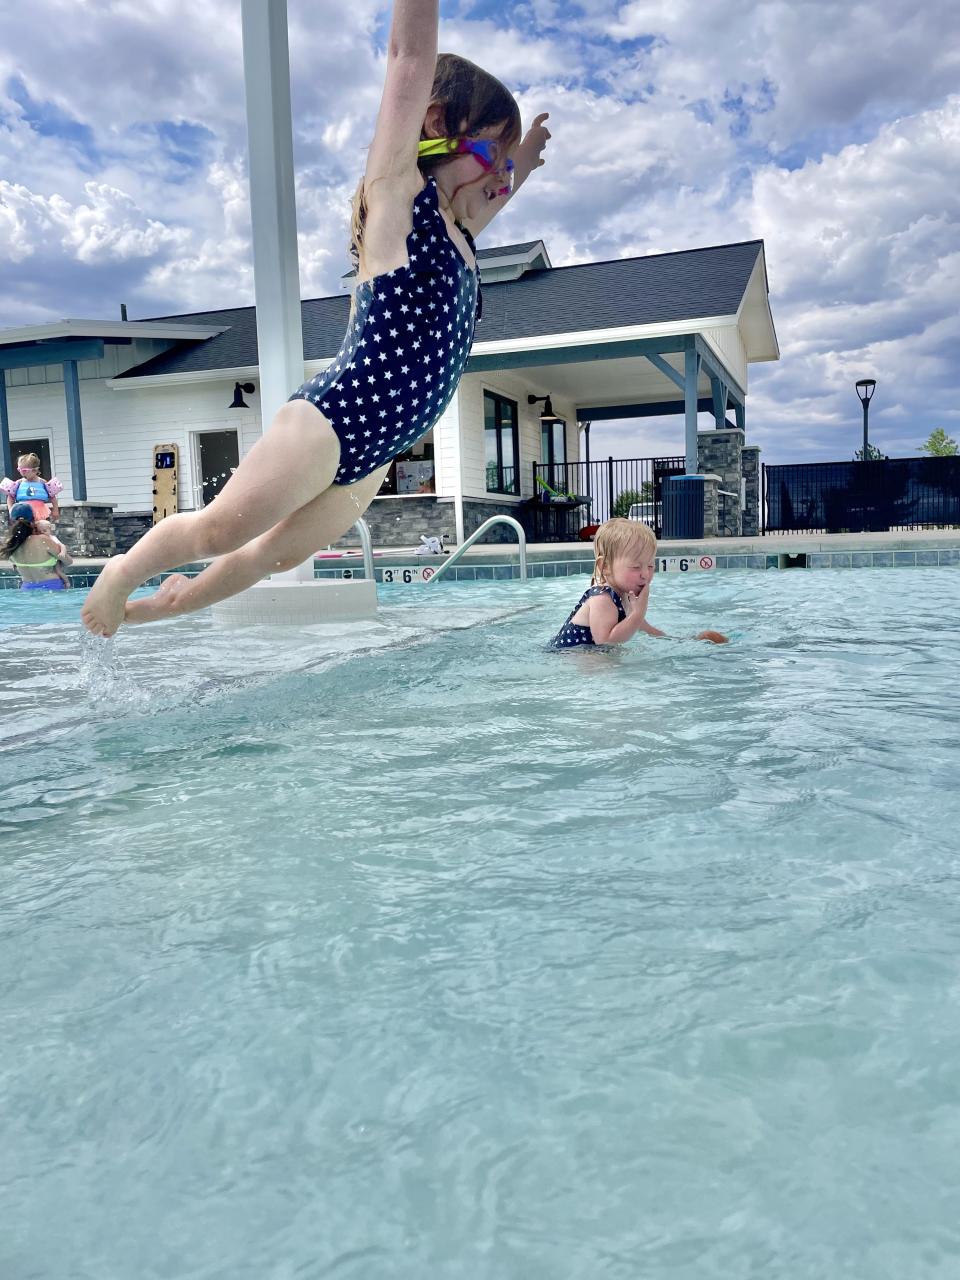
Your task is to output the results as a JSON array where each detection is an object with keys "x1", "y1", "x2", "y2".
[{"x1": 2, "y1": 568, "x2": 960, "y2": 1279}]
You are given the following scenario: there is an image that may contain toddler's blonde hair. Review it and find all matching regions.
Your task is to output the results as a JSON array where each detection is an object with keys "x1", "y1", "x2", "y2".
[
  {"x1": 17, "y1": 452, "x2": 41, "y2": 470},
  {"x1": 591, "y1": 517, "x2": 656, "y2": 586}
]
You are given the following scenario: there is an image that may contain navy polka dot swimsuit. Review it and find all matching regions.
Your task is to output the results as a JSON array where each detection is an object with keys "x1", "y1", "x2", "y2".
[
  {"x1": 550, "y1": 585, "x2": 626, "y2": 649},
  {"x1": 289, "y1": 178, "x2": 480, "y2": 485}
]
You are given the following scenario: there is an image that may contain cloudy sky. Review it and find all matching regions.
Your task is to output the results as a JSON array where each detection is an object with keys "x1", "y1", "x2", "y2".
[{"x1": 1, "y1": 0, "x2": 958, "y2": 465}]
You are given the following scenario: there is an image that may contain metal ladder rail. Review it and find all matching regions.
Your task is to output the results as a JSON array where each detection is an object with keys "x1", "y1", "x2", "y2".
[
  {"x1": 427, "y1": 515, "x2": 527, "y2": 584},
  {"x1": 353, "y1": 518, "x2": 376, "y2": 584}
]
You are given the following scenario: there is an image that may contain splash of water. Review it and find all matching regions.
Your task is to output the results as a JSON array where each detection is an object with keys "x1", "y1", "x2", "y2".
[{"x1": 78, "y1": 629, "x2": 152, "y2": 711}]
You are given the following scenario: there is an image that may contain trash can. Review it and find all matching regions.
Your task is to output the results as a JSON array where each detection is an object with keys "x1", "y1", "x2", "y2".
[{"x1": 662, "y1": 475, "x2": 704, "y2": 539}]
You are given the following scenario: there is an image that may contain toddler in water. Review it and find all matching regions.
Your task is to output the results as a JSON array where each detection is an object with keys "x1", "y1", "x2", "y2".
[
  {"x1": 35, "y1": 520, "x2": 72, "y2": 588},
  {"x1": 81, "y1": 0, "x2": 550, "y2": 636},
  {"x1": 549, "y1": 518, "x2": 728, "y2": 648}
]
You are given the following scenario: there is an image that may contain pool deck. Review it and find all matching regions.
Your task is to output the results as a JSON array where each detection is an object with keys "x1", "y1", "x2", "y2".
[{"x1": 3, "y1": 528, "x2": 960, "y2": 588}]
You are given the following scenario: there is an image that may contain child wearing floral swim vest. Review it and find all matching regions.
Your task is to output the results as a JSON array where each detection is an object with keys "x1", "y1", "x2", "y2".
[
  {"x1": 550, "y1": 518, "x2": 728, "y2": 648},
  {"x1": 82, "y1": 0, "x2": 552, "y2": 637},
  {"x1": 1, "y1": 453, "x2": 63, "y2": 521}
]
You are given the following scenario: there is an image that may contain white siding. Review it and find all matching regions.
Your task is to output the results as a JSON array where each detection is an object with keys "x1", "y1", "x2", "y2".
[
  {"x1": 701, "y1": 324, "x2": 748, "y2": 391},
  {"x1": 433, "y1": 400, "x2": 461, "y2": 498},
  {"x1": 4, "y1": 375, "x2": 262, "y2": 511},
  {"x1": 455, "y1": 371, "x2": 580, "y2": 502}
]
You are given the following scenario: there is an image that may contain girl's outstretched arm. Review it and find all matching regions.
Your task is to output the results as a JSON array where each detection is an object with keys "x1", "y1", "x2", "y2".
[
  {"x1": 364, "y1": 0, "x2": 440, "y2": 187},
  {"x1": 511, "y1": 113, "x2": 551, "y2": 193},
  {"x1": 465, "y1": 113, "x2": 551, "y2": 237}
]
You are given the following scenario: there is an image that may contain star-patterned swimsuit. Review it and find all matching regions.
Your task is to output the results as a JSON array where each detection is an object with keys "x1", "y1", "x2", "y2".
[
  {"x1": 289, "y1": 177, "x2": 480, "y2": 485},
  {"x1": 549, "y1": 585, "x2": 627, "y2": 648}
]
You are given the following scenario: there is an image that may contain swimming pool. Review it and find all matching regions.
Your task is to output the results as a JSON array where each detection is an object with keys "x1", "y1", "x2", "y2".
[{"x1": 3, "y1": 569, "x2": 960, "y2": 1278}]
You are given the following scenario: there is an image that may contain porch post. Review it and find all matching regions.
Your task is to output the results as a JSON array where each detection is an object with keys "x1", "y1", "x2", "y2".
[
  {"x1": 63, "y1": 359, "x2": 88, "y2": 500},
  {"x1": 241, "y1": 0, "x2": 304, "y2": 420},
  {"x1": 735, "y1": 402, "x2": 745, "y2": 431},
  {"x1": 684, "y1": 346, "x2": 699, "y2": 473},
  {"x1": 0, "y1": 370, "x2": 10, "y2": 476},
  {"x1": 710, "y1": 373, "x2": 730, "y2": 429},
  {"x1": 583, "y1": 421, "x2": 592, "y2": 504},
  {"x1": 241, "y1": 0, "x2": 311, "y2": 579}
]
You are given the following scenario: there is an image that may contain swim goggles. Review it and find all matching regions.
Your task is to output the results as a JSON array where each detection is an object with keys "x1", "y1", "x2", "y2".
[{"x1": 417, "y1": 136, "x2": 514, "y2": 195}]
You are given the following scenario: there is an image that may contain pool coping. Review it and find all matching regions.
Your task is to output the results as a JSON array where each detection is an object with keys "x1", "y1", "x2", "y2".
[{"x1": 3, "y1": 528, "x2": 960, "y2": 588}]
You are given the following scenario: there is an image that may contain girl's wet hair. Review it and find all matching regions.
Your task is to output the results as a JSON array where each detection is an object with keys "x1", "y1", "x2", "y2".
[
  {"x1": 351, "y1": 53, "x2": 521, "y2": 265},
  {"x1": 1, "y1": 509, "x2": 36, "y2": 560},
  {"x1": 591, "y1": 518, "x2": 656, "y2": 586}
]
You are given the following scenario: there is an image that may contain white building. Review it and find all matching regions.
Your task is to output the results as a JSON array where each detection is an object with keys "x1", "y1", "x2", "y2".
[{"x1": 0, "y1": 236, "x2": 778, "y2": 551}]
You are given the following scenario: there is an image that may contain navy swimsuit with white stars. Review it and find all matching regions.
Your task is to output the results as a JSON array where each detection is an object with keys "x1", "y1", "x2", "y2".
[
  {"x1": 549, "y1": 585, "x2": 627, "y2": 649},
  {"x1": 289, "y1": 177, "x2": 480, "y2": 485}
]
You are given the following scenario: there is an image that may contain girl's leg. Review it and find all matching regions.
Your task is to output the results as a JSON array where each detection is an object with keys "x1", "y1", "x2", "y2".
[
  {"x1": 81, "y1": 400, "x2": 339, "y2": 636},
  {"x1": 124, "y1": 466, "x2": 389, "y2": 623}
]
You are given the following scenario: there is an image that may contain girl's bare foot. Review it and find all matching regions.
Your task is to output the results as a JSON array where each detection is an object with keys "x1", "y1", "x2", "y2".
[
  {"x1": 124, "y1": 574, "x2": 191, "y2": 625},
  {"x1": 81, "y1": 555, "x2": 133, "y2": 637}
]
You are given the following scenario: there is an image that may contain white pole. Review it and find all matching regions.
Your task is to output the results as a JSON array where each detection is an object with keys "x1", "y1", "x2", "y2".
[{"x1": 240, "y1": 0, "x2": 312, "y2": 581}]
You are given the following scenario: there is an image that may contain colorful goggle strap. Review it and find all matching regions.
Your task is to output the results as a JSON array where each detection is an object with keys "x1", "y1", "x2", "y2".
[{"x1": 417, "y1": 137, "x2": 514, "y2": 194}]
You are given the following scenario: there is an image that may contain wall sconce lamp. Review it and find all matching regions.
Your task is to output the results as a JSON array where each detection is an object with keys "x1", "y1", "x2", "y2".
[
  {"x1": 230, "y1": 381, "x2": 256, "y2": 409},
  {"x1": 528, "y1": 393, "x2": 556, "y2": 421}
]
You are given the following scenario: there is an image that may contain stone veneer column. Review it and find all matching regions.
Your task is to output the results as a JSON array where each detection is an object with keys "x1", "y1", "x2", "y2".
[
  {"x1": 697, "y1": 428, "x2": 744, "y2": 536},
  {"x1": 741, "y1": 445, "x2": 761, "y2": 536},
  {"x1": 700, "y1": 474, "x2": 720, "y2": 538},
  {"x1": 56, "y1": 503, "x2": 117, "y2": 557}
]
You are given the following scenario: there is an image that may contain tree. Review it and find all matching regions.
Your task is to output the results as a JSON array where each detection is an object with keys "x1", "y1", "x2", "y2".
[
  {"x1": 919, "y1": 428, "x2": 958, "y2": 457},
  {"x1": 853, "y1": 443, "x2": 887, "y2": 461},
  {"x1": 612, "y1": 488, "x2": 643, "y2": 518}
]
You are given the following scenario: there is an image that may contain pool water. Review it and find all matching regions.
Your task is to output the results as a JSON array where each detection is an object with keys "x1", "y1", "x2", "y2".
[{"x1": 2, "y1": 569, "x2": 960, "y2": 1278}]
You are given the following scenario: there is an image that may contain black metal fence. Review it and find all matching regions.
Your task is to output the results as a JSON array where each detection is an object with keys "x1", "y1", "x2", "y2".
[
  {"x1": 763, "y1": 457, "x2": 960, "y2": 534},
  {"x1": 532, "y1": 456, "x2": 685, "y2": 536}
]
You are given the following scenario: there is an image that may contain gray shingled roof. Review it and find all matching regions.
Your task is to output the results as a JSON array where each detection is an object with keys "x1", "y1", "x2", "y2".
[
  {"x1": 118, "y1": 239, "x2": 763, "y2": 380},
  {"x1": 476, "y1": 240, "x2": 542, "y2": 258}
]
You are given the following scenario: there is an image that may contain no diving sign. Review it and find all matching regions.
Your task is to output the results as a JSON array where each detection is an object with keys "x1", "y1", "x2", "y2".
[{"x1": 656, "y1": 555, "x2": 716, "y2": 573}]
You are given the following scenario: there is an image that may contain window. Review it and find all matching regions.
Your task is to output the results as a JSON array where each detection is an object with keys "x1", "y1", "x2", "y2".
[
  {"x1": 541, "y1": 416, "x2": 567, "y2": 490},
  {"x1": 376, "y1": 437, "x2": 436, "y2": 496},
  {"x1": 484, "y1": 391, "x2": 519, "y2": 495},
  {"x1": 10, "y1": 436, "x2": 52, "y2": 478}
]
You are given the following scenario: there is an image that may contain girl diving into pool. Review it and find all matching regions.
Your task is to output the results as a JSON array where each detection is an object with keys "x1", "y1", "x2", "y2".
[{"x1": 81, "y1": 0, "x2": 550, "y2": 636}]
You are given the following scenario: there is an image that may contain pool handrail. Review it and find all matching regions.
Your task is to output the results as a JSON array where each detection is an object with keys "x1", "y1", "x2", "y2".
[
  {"x1": 427, "y1": 515, "x2": 527, "y2": 584},
  {"x1": 353, "y1": 518, "x2": 375, "y2": 584}
]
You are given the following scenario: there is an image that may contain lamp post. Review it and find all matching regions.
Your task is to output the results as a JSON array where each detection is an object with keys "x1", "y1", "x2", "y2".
[{"x1": 855, "y1": 378, "x2": 877, "y2": 461}]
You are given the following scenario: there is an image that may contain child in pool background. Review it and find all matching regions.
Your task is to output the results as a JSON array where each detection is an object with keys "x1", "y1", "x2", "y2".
[
  {"x1": 2, "y1": 454, "x2": 62, "y2": 521},
  {"x1": 549, "y1": 518, "x2": 728, "y2": 648},
  {"x1": 34, "y1": 519, "x2": 72, "y2": 588},
  {"x1": 81, "y1": 0, "x2": 551, "y2": 637},
  {"x1": 1, "y1": 502, "x2": 74, "y2": 591}
]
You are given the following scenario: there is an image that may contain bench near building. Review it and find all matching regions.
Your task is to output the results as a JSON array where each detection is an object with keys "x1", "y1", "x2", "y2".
[{"x1": 0, "y1": 236, "x2": 778, "y2": 555}]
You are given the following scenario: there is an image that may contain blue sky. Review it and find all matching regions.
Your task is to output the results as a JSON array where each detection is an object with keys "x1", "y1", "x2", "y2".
[{"x1": 1, "y1": 0, "x2": 958, "y2": 465}]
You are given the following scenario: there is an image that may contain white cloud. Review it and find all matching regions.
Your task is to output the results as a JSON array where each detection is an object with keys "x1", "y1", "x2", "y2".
[
  {"x1": 140, "y1": 158, "x2": 252, "y2": 313},
  {"x1": 0, "y1": 178, "x2": 188, "y2": 263},
  {"x1": 0, "y1": 0, "x2": 958, "y2": 463}
]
